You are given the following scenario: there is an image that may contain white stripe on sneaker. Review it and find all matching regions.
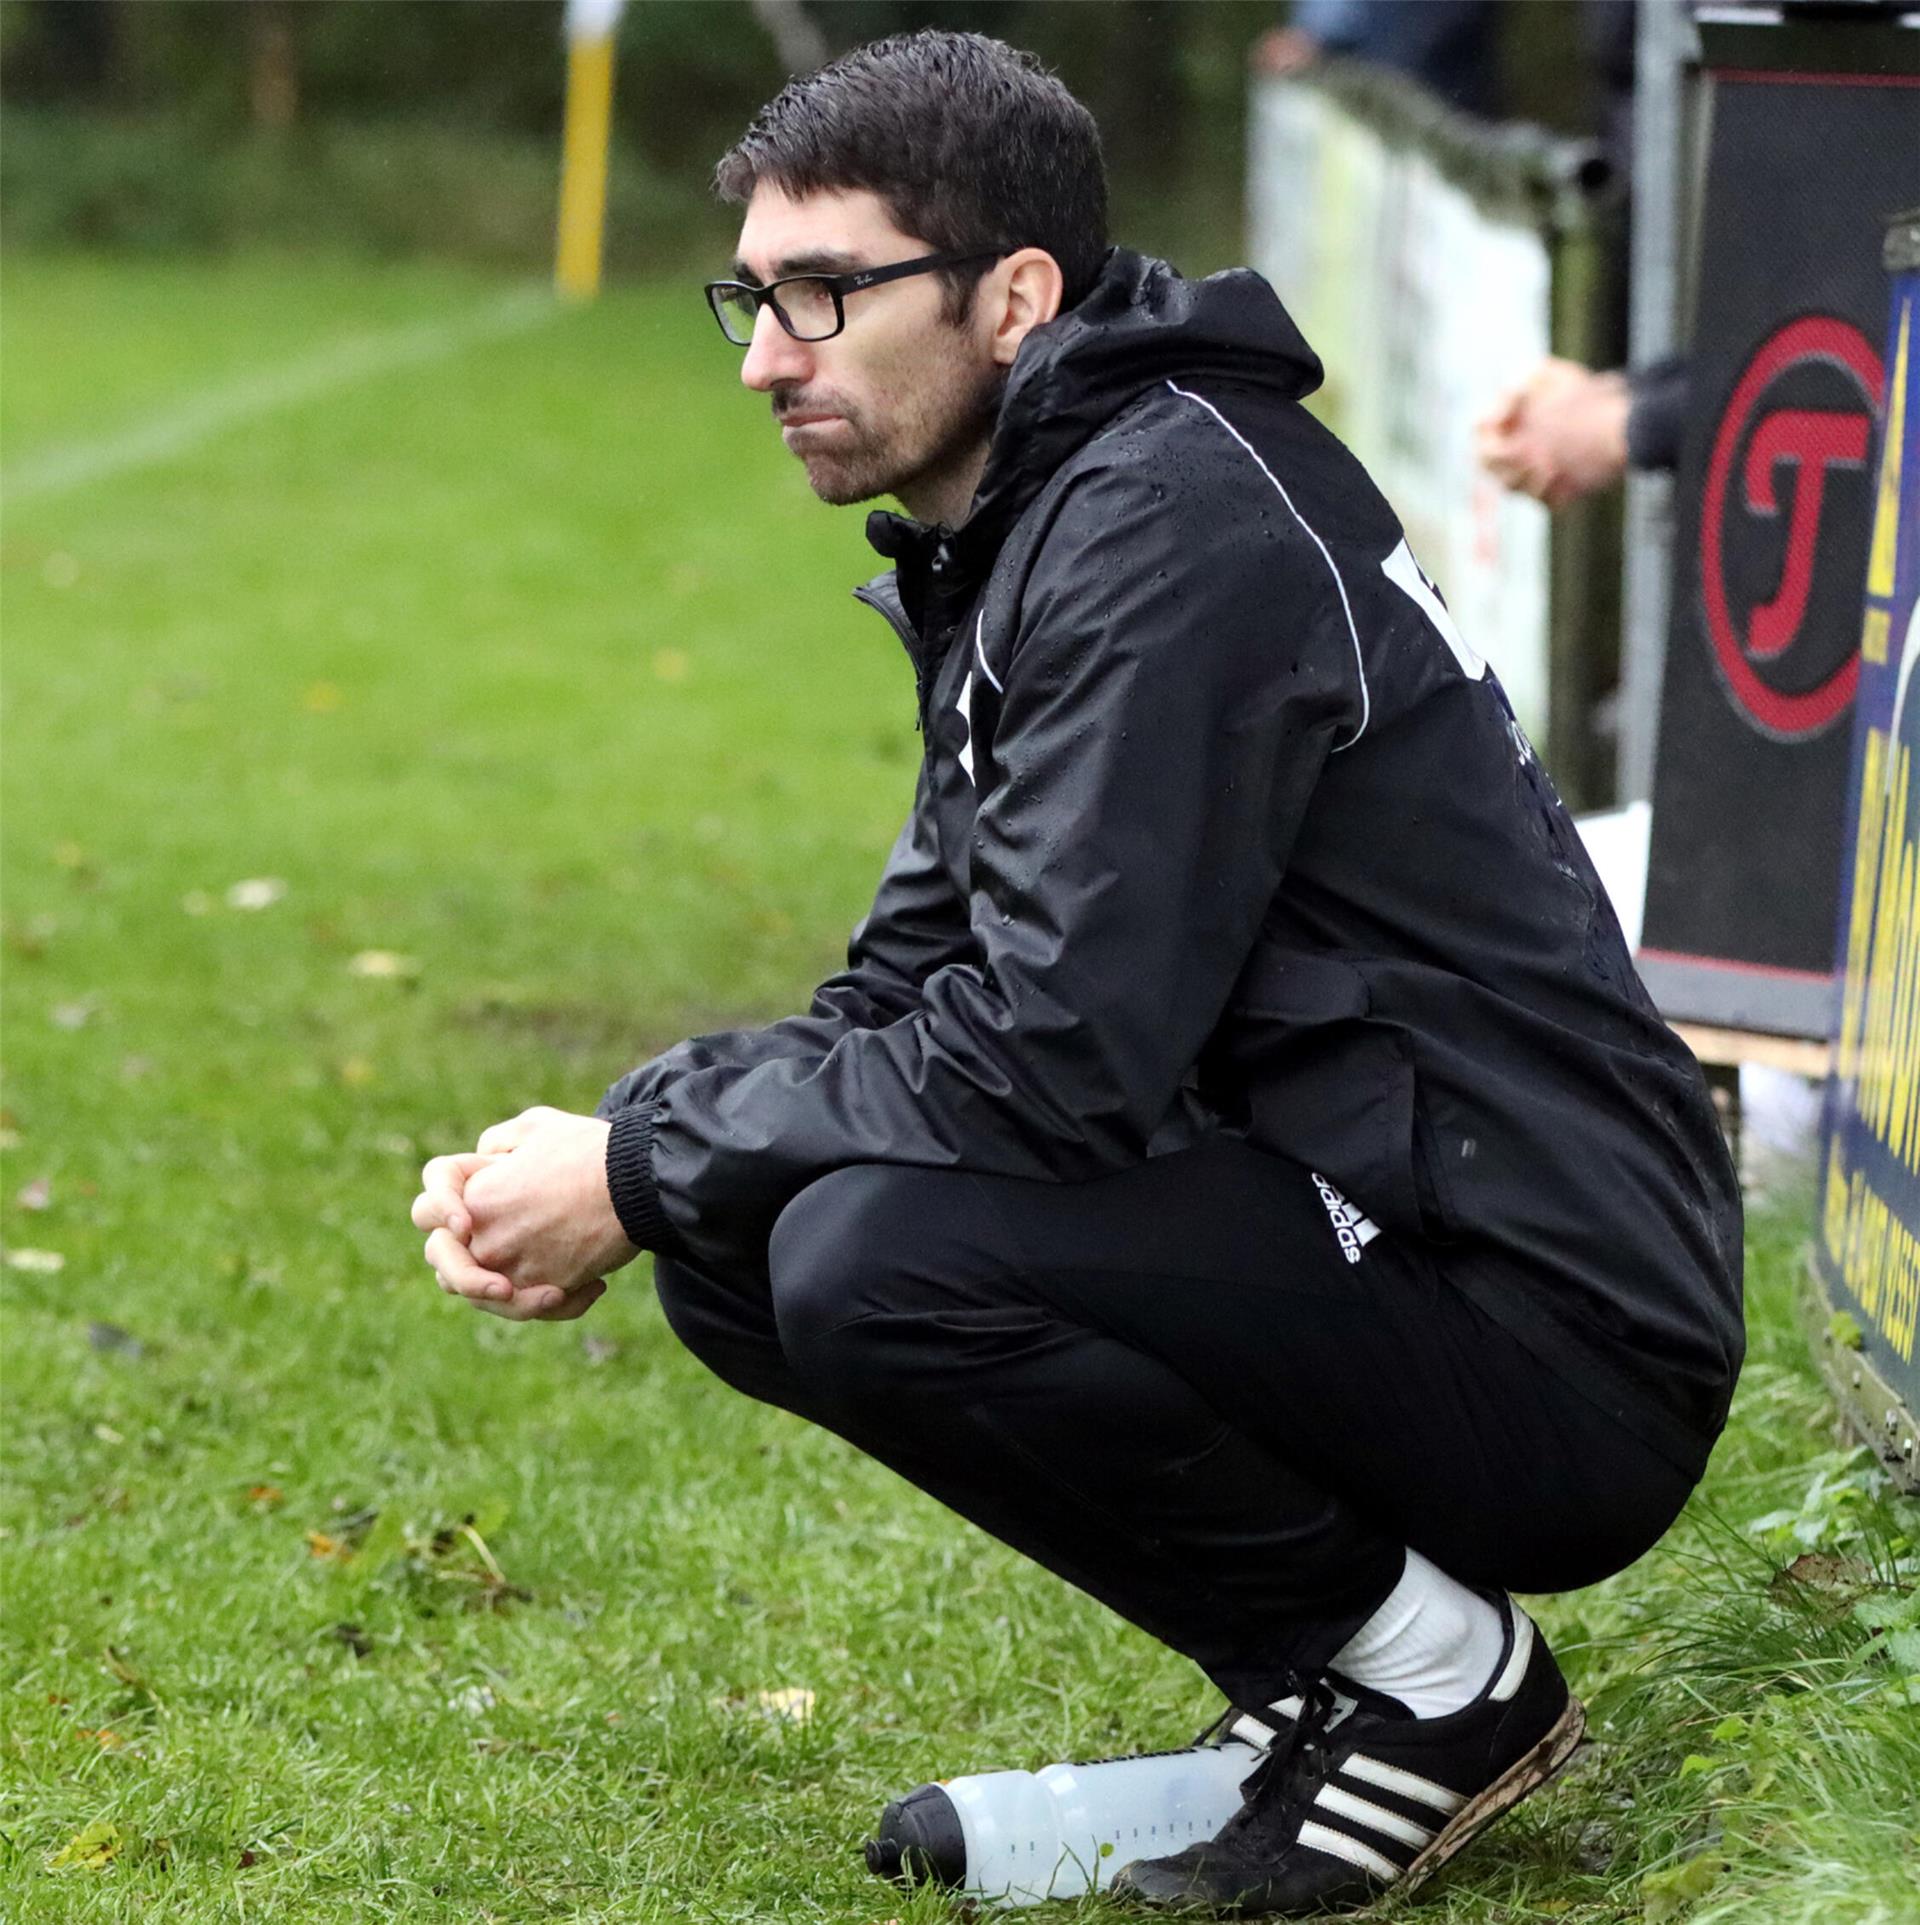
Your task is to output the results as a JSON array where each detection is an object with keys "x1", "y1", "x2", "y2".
[
  {"x1": 1313, "y1": 1783, "x2": 1435, "y2": 1852},
  {"x1": 1230, "y1": 1714, "x2": 1277, "y2": 1746},
  {"x1": 1490, "y1": 1606, "x2": 1534, "y2": 1702},
  {"x1": 1342, "y1": 1754, "x2": 1466, "y2": 1815},
  {"x1": 1297, "y1": 1820, "x2": 1401, "y2": 1882}
]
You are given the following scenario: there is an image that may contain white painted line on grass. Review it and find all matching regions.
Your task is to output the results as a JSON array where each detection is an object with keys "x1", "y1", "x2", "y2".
[{"x1": 2, "y1": 284, "x2": 556, "y2": 509}]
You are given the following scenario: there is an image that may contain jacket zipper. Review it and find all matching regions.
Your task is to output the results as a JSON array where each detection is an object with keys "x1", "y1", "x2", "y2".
[{"x1": 853, "y1": 582, "x2": 936, "y2": 734}]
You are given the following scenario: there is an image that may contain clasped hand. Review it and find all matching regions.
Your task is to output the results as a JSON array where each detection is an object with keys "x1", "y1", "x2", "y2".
[
  {"x1": 411, "y1": 1106, "x2": 639, "y2": 1322},
  {"x1": 1475, "y1": 356, "x2": 1631, "y2": 512}
]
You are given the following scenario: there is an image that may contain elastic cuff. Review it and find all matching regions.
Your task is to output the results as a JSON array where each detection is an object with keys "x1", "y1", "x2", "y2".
[{"x1": 605, "y1": 1101, "x2": 680, "y2": 1255}]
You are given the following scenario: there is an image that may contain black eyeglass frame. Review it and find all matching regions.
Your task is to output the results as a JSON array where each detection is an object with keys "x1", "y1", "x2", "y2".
[{"x1": 704, "y1": 250, "x2": 1003, "y2": 346}]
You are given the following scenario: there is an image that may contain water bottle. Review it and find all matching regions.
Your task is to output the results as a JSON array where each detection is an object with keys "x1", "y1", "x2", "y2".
[{"x1": 863, "y1": 1734, "x2": 1264, "y2": 1906}]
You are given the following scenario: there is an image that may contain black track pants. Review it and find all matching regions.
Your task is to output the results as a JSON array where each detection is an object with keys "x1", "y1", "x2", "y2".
[{"x1": 652, "y1": 1136, "x2": 1700, "y2": 1707}]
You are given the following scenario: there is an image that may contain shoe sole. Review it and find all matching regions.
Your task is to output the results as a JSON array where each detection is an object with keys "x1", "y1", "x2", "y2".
[{"x1": 1400, "y1": 1694, "x2": 1587, "y2": 1892}]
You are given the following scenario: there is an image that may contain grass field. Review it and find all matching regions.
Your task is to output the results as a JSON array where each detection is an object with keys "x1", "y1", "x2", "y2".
[{"x1": 3, "y1": 251, "x2": 1916, "y2": 1924}]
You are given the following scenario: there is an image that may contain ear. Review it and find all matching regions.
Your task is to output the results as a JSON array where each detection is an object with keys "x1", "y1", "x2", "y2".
[{"x1": 986, "y1": 247, "x2": 1065, "y2": 366}]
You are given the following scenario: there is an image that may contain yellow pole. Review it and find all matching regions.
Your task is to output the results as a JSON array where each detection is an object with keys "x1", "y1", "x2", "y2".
[{"x1": 556, "y1": 10, "x2": 620, "y2": 300}]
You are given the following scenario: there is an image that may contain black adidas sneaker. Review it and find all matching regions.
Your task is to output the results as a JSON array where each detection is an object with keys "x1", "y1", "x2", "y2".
[{"x1": 1114, "y1": 1597, "x2": 1584, "y2": 1916}]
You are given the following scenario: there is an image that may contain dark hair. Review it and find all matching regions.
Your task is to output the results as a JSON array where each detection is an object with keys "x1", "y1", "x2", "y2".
[{"x1": 714, "y1": 30, "x2": 1109, "y2": 320}]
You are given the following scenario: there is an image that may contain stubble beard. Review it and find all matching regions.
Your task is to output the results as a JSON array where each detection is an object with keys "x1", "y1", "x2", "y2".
[{"x1": 786, "y1": 356, "x2": 1007, "y2": 515}]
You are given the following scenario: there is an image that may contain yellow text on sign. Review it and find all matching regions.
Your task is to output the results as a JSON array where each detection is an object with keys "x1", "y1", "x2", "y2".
[{"x1": 1823, "y1": 1141, "x2": 1920, "y2": 1363}]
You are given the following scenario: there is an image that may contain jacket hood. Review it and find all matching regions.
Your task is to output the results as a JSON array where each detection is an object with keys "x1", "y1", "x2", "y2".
[{"x1": 867, "y1": 246, "x2": 1323, "y2": 569}]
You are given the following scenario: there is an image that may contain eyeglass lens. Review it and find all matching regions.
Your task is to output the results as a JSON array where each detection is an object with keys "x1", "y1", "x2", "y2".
[{"x1": 714, "y1": 278, "x2": 840, "y2": 345}]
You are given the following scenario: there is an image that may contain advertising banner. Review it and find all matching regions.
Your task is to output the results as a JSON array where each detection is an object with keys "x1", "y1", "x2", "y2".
[
  {"x1": 1811, "y1": 211, "x2": 1920, "y2": 1489},
  {"x1": 1637, "y1": 15, "x2": 1920, "y2": 1035}
]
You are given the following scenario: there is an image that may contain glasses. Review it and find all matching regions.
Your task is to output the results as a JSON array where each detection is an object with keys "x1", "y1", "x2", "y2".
[{"x1": 704, "y1": 251, "x2": 1002, "y2": 346}]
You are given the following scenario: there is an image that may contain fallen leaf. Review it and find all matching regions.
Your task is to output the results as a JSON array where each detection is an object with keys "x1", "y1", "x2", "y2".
[
  {"x1": 226, "y1": 877, "x2": 287, "y2": 911},
  {"x1": 306, "y1": 1530, "x2": 346, "y2": 1560},
  {"x1": 1772, "y1": 1552, "x2": 1874, "y2": 1599},
  {"x1": 7, "y1": 1248, "x2": 66, "y2": 1273},
  {"x1": 101, "y1": 1646, "x2": 154, "y2": 1696},
  {"x1": 76, "y1": 1727, "x2": 125, "y2": 1750},
  {"x1": 756, "y1": 1686, "x2": 814, "y2": 1725},
  {"x1": 87, "y1": 1322, "x2": 145, "y2": 1358},
  {"x1": 5, "y1": 917, "x2": 52, "y2": 959},
  {"x1": 17, "y1": 1176, "x2": 51, "y2": 1210},
  {"x1": 47, "y1": 1818, "x2": 123, "y2": 1871},
  {"x1": 246, "y1": 1484, "x2": 285, "y2": 1508},
  {"x1": 347, "y1": 950, "x2": 420, "y2": 982}
]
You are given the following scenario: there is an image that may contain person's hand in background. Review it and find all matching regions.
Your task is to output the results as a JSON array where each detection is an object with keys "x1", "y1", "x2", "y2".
[
  {"x1": 1477, "y1": 357, "x2": 1631, "y2": 510},
  {"x1": 1250, "y1": 26, "x2": 1324, "y2": 77}
]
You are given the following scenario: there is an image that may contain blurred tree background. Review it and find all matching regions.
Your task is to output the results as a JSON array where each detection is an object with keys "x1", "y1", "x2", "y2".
[{"x1": 0, "y1": 0, "x2": 1599, "y2": 280}]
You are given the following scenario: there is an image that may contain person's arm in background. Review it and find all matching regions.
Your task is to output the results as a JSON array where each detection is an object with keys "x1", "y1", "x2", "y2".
[
  {"x1": 1623, "y1": 354, "x2": 1690, "y2": 473},
  {"x1": 1476, "y1": 354, "x2": 1691, "y2": 509}
]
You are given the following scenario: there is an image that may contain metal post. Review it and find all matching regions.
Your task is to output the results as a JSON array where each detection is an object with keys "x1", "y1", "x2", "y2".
[{"x1": 1618, "y1": 0, "x2": 1696, "y2": 803}]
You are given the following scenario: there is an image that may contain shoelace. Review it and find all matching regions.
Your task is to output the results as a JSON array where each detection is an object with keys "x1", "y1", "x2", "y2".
[
  {"x1": 1191, "y1": 1702, "x2": 1273, "y2": 1750},
  {"x1": 1189, "y1": 1683, "x2": 1312, "y2": 1755},
  {"x1": 1216, "y1": 1675, "x2": 1344, "y2": 1839}
]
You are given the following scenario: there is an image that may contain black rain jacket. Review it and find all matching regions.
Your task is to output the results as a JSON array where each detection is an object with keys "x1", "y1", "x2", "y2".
[{"x1": 600, "y1": 248, "x2": 1744, "y2": 1469}]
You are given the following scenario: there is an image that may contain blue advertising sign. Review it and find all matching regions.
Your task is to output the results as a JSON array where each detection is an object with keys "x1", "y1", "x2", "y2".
[{"x1": 1813, "y1": 210, "x2": 1920, "y2": 1488}]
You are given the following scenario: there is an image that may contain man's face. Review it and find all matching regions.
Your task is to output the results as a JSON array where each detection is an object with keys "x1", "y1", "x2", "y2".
[{"x1": 730, "y1": 185, "x2": 1005, "y2": 512}]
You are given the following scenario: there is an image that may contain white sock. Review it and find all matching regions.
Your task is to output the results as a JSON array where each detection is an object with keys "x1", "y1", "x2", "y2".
[{"x1": 1328, "y1": 1548, "x2": 1507, "y2": 1720}]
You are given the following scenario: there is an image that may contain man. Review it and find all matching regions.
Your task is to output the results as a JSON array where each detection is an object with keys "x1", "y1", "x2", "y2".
[{"x1": 411, "y1": 31, "x2": 1742, "y2": 1917}]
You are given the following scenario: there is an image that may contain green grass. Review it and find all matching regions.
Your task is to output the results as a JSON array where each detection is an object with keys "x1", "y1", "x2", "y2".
[{"x1": 3, "y1": 251, "x2": 1915, "y2": 1923}]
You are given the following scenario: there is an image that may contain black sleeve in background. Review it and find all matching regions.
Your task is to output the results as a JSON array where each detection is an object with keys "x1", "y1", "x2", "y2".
[
  {"x1": 1625, "y1": 355, "x2": 1691, "y2": 473},
  {"x1": 592, "y1": 760, "x2": 972, "y2": 1120},
  {"x1": 603, "y1": 453, "x2": 1354, "y2": 1275}
]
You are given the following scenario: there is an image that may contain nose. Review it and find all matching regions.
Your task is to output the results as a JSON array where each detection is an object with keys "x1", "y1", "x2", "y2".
[{"x1": 740, "y1": 302, "x2": 812, "y2": 393}]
